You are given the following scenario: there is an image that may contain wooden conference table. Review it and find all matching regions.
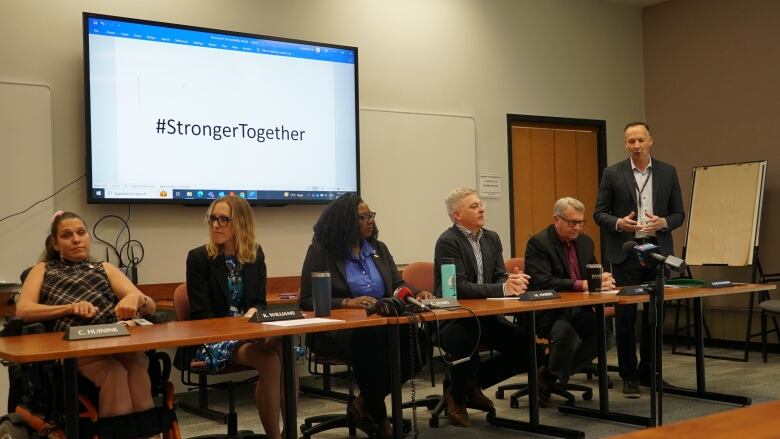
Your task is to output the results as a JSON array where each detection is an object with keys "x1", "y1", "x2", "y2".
[
  {"x1": 0, "y1": 284, "x2": 771, "y2": 438},
  {"x1": 0, "y1": 308, "x2": 387, "y2": 439},
  {"x1": 610, "y1": 399, "x2": 780, "y2": 439},
  {"x1": 560, "y1": 283, "x2": 776, "y2": 429},
  {"x1": 388, "y1": 294, "x2": 617, "y2": 439}
]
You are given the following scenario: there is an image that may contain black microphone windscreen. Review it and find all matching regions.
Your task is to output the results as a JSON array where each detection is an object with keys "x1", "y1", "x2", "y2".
[{"x1": 622, "y1": 240, "x2": 638, "y2": 254}]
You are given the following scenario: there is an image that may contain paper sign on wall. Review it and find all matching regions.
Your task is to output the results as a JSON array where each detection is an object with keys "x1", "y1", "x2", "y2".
[{"x1": 479, "y1": 173, "x2": 502, "y2": 199}]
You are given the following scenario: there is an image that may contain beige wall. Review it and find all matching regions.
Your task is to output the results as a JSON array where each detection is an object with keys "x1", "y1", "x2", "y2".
[
  {"x1": 0, "y1": 0, "x2": 646, "y2": 283},
  {"x1": 644, "y1": 0, "x2": 780, "y2": 339}
]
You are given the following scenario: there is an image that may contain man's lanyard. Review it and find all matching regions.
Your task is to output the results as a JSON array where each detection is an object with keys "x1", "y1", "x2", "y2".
[{"x1": 633, "y1": 166, "x2": 652, "y2": 214}]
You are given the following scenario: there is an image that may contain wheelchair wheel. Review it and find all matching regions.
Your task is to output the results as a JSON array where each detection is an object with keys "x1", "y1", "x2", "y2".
[{"x1": 0, "y1": 419, "x2": 30, "y2": 439}]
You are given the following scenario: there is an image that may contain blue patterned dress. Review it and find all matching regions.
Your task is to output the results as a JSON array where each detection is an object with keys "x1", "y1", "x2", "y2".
[{"x1": 194, "y1": 256, "x2": 245, "y2": 372}]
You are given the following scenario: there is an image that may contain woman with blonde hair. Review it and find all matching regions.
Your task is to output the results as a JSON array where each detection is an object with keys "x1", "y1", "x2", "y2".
[{"x1": 186, "y1": 195, "x2": 286, "y2": 438}]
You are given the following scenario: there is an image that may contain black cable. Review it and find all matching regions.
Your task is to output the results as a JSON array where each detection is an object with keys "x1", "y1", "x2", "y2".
[
  {"x1": 92, "y1": 215, "x2": 126, "y2": 264},
  {"x1": 0, "y1": 174, "x2": 85, "y2": 224},
  {"x1": 92, "y1": 213, "x2": 145, "y2": 269},
  {"x1": 408, "y1": 313, "x2": 419, "y2": 438},
  {"x1": 429, "y1": 307, "x2": 482, "y2": 366},
  {"x1": 118, "y1": 239, "x2": 145, "y2": 268},
  {"x1": 115, "y1": 204, "x2": 130, "y2": 253}
]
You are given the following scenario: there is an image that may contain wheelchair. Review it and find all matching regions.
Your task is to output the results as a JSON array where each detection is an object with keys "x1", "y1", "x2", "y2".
[{"x1": 0, "y1": 317, "x2": 181, "y2": 439}]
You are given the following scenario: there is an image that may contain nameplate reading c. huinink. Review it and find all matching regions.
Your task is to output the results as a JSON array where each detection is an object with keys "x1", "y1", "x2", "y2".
[
  {"x1": 707, "y1": 280, "x2": 733, "y2": 289},
  {"x1": 421, "y1": 298, "x2": 461, "y2": 309},
  {"x1": 520, "y1": 289, "x2": 560, "y2": 301},
  {"x1": 64, "y1": 323, "x2": 130, "y2": 340},
  {"x1": 250, "y1": 306, "x2": 304, "y2": 323}
]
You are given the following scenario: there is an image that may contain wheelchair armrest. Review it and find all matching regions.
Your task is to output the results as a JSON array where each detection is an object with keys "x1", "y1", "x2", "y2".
[{"x1": 0, "y1": 318, "x2": 46, "y2": 337}]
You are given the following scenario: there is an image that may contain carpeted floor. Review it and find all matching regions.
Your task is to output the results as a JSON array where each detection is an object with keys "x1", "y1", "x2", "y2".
[{"x1": 176, "y1": 345, "x2": 780, "y2": 438}]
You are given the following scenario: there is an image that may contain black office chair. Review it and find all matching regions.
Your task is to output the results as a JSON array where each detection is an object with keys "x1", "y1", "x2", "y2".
[
  {"x1": 494, "y1": 335, "x2": 594, "y2": 408},
  {"x1": 172, "y1": 283, "x2": 265, "y2": 438},
  {"x1": 299, "y1": 345, "x2": 358, "y2": 438},
  {"x1": 300, "y1": 327, "x2": 423, "y2": 436},
  {"x1": 759, "y1": 267, "x2": 780, "y2": 362}
]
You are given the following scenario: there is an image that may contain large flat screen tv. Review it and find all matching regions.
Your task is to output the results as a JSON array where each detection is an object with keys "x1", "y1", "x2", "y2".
[{"x1": 83, "y1": 13, "x2": 359, "y2": 205}]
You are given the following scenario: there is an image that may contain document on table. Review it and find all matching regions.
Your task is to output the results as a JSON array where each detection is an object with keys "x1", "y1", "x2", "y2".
[
  {"x1": 263, "y1": 318, "x2": 345, "y2": 327},
  {"x1": 592, "y1": 289, "x2": 621, "y2": 295}
]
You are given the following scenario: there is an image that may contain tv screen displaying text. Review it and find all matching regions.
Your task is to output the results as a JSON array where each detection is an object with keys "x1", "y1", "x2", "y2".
[{"x1": 84, "y1": 14, "x2": 359, "y2": 204}]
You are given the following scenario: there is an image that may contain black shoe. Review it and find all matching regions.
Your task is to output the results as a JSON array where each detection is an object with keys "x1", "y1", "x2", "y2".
[
  {"x1": 347, "y1": 395, "x2": 378, "y2": 435},
  {"x1": 638, "y1": 376, "x2": 672, "y2": 388},
  {"x1": 537, "y1": 366, "x2": 555, "y2": 408},
  {"x1": 622, "y1": 377, "x2": 639, "y2": 395}
]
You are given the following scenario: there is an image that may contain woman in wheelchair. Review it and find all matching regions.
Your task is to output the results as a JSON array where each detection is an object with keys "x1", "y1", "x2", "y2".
[
  {"x1": 300, "y1": 194, "x2": 433, "y2": 439},
  {"x1": 15, "y1": 211, "x2": 162, "y2": 438},
  {"x1": 186, "y1": 195, "x2": 288, "y2": 439}
]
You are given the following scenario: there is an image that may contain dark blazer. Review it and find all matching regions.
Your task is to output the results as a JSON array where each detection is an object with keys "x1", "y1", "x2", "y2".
[
  {"x1": 186, "y1": 245, "x2": 267, "y2": 320},
  {"x1": 594, "y1": 158, "x2": 685, "y2": 264},
  {"x1": 525, "y1": 225, "x2": 597, "y2": 292},
  {"x1": 433, "y1": 225, "x2": 508, "y2": 299},
  {"x1": 299, "y1": 238, "x2": 415, "y2": 311}
]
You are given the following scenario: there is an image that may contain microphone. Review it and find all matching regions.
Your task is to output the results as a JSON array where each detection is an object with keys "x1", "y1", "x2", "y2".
[
  {"x1": 622, "y1": 240, "x2": 687, "y2": 273},
  {"x1": 394, "y1": 287, "x2": 429, "y2": 310}
]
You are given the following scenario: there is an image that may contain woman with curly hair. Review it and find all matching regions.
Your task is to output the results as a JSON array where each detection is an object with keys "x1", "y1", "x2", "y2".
[{"x1": 300, "y1": 194, "x2": 432, "y2": 438}]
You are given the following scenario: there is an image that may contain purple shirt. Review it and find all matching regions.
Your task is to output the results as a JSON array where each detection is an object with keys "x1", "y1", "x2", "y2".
[{"x1": 562, "y1": 240, "x2": 585, "y2": 291}]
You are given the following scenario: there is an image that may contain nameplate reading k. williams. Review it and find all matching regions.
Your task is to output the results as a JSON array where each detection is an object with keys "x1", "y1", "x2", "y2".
[
  {"x1": 64, "y1": 323, "x2": 130, "y2": 340},
  {"x1": 250, "y1": 306, "x2": 304, "y2": 323}
]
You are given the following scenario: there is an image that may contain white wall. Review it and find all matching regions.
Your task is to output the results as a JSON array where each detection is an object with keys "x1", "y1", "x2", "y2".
[{"x1": 0, "y1": 0, "x2": 645, "y2": 282}]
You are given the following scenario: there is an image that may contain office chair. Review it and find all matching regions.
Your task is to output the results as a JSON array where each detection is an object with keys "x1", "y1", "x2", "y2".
[
  {"x1": 494, "y1": 258, "x2": 595, "y2": 408},
  {"x1": 299, "y1": 340, "x2": 358, "y2": 438},
  {"x1": 172, "y1": 283, "x2": 265, "y2": 438},
  {"x1": 401, "y1": 262, "x2": 494, "y2": 428},
  {"x1": 759, "y1": 267, "x2": 780, "y2": 362},
  {"x1": 401, "y1": 261, "x2": 437, "y2": 386}
]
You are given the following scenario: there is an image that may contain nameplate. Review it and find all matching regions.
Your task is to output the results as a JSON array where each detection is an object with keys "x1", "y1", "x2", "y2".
[
  {"x1": 64, "y1": 323, "x2": 130, "y2": 341},
  {"x1": 520, "y1": 289, "x2": 559, "y2": 301},
  {"x1": 617, "y1": 286, "x2": 649, "y2": 296},
  {"x1": 250, "y1": 306, "x2": 304, "y2": 323},
  {"x1": 707, "y1": 280, "x2": 733, "y2": 289},
  {"x1": 421, "y1": 298, "x2": 461, "y2": 309}
]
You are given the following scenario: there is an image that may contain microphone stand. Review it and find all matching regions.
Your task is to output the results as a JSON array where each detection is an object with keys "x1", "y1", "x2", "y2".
[{"x1": 648, "y1": 262, "x2": 665, "y2": 426}]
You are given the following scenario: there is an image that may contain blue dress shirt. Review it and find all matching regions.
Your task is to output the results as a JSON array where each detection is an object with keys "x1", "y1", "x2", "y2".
[{"x1": 344, "y1": 239, "x2": 385, "y2": 298}]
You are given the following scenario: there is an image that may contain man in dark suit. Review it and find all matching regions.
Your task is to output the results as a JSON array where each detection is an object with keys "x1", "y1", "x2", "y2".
[
  {"x1": 525, "y1": 197, "x2": 615, "y2": 407},
  {"x1": 433, "y1": 187, "x2": 531, "y2": 427},
  {"x1": 594, "y1": 121, "x2": 685, "y2": 394}
]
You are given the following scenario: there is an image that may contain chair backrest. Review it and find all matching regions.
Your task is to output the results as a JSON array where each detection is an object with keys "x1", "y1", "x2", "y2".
[
  {"x1": 19, "y1": 267, "x2": 33, "y2": 283},
  {"x1": 173, "y1": 283, "x2": 190, "y2": 321},
  {"x1": 505, "y1": 257, "x2": 525, "y2": 274},
  {"x1": 402, "y1": 261, "x2": 435, "y2": 292}
]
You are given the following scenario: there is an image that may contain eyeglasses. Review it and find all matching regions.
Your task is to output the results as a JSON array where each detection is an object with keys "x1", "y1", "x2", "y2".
[
  {"x1": 357, "y1": 211, "x2": 377, "y2": 223},
  {"x1": 557, "y1": 215, "x2": 586, "y2": 228},
  {"x1": 206, "y1": 215, "x2": 232, "y2": 227}
]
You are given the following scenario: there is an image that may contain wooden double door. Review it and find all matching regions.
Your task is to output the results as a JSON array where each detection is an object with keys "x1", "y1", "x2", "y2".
[{"x1": 508, "y1": 118, "x2": 606, "y2": 260}]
